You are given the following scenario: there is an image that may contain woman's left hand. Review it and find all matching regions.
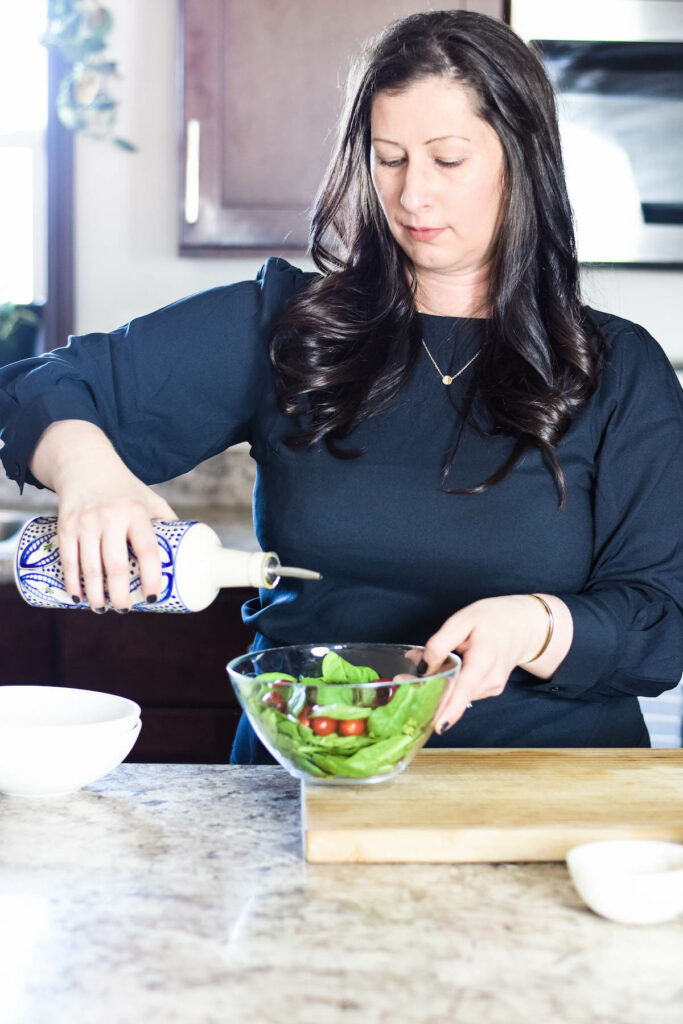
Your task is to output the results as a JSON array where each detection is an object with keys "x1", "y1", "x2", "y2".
[{"x1": 419, "y1": 595, "x2": 565, "y2": 734}]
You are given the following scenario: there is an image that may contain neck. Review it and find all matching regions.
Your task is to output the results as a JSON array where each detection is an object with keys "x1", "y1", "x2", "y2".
[{"x1": 413, "y1": 264, "x2": 490, "y2": 318}]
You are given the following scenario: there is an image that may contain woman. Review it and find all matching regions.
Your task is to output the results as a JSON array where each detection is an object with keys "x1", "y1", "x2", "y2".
[{"x1": 0, "y1": 12, "x2": 681, "y2": 759}]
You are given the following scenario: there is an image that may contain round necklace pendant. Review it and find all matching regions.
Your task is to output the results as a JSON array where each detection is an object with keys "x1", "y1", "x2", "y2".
[{"x1": 441, "y1": 374, "x2": 453, "y2": 386}]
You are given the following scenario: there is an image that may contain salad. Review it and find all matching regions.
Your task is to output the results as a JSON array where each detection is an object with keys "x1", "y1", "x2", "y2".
[{"x1": 239, "y1": 651, "x2": 446, "y2": 779}]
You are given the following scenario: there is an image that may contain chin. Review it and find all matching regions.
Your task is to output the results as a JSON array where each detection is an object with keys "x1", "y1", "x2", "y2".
[{"x1": 412, "y1": 251, "x2": 458, "y2": 272}]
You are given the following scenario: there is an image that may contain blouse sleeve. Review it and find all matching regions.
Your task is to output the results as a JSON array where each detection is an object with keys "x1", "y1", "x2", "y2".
[
  {"x1": 0, "y1": 258, "x2": 311, "y2": 491},
  {"x1": 528, "y1": 316, "x2": 683, "y2": 702}
]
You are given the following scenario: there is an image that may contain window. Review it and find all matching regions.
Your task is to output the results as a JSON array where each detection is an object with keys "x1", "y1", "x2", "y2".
[{"x1": 0, "y1": 3, "x2": 47, "y2": 304}]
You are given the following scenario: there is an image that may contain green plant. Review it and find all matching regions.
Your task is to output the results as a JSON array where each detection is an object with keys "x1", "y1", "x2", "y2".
[
  {"x1": 0, "y1": 304, "x2": 43, "y2": 366},
  {"x1": 0, "y1": 304, "x2": 41, "y2": 345},
  {"x1": 40, "y1": 0, "x2": 136, "y2": 151}
]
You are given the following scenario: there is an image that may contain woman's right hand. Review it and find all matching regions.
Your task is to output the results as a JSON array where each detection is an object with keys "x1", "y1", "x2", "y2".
[{"x1": 30, "y1": 420, "x2": 178, "y2": 611}]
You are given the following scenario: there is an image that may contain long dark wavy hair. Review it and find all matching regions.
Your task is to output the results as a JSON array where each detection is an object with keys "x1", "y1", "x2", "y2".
[{"x1": 268, "y1": 10, "x2": 605, "y2": 504}]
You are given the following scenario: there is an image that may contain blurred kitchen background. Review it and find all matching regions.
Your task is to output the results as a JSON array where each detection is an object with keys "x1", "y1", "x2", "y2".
[{"x1": 0, "y1": 0, "x2": 681, "y2": 754}]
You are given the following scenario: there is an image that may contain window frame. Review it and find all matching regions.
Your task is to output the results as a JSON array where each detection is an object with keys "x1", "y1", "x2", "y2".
[
  {"x1": 44, "y1": 46, "x2": 74, "y2": 353},
  {"x1": 0, "y1": 130, "x2": 46, "y2": 305}
]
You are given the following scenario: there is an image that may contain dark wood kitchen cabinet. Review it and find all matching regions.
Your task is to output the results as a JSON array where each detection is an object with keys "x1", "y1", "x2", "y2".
[
  {"x1": 0, "y1": 583, "x2": 255, "y2": 763},
  {"x1": 179, "y1": 0, "x2": 504, "y2": 253}
]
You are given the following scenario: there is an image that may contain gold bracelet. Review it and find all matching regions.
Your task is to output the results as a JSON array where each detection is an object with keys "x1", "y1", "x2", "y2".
[{"x1": 527, "y1": 594, "x2": 554, "y2": 662}]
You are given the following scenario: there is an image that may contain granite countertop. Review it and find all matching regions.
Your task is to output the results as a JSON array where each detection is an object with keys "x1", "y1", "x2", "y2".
[{"x1": 1, "y1": 764, "x2": 681, "y2": 1024}]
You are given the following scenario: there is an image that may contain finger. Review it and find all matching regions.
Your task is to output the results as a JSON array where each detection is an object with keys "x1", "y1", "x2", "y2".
[
  {"x1": 421, "y1": 610, "x2": 474, "y2": 674},
  {"x1": 127, "y1": 516, "x2": 163, "y2": 603},
  {"x1": 404, "y1": 648, "x2": 423, "y2": 669},
  {"x1": 58, "y1": 521, "x2": 82, "y2": 603},
  {"x1": 434, "y1": 668, "x2": 462, "y2": 719},
  {"x1": 435, "y1": 685, "x2": 473, "y2": 735},
  {"x1": 78, "y1": 530, "x2": 107, "y2": 612},
  {"x1": 101, "y1": 525, "x2": 133, "y2": 611},
  {"x1": 435, "y1": 647, "x2": 492, "y2": 726},
  {"x1": 151, "y1": 497, "x2": 178, "y2": 523}
]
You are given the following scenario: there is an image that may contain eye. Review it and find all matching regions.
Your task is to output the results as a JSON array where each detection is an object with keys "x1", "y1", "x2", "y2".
[
  {"x1": 435, "y1": 159, "x2": 463, "y2": 168},
  {"x1": 377, "y1": 157, "x2": 405, "y2": 168}
]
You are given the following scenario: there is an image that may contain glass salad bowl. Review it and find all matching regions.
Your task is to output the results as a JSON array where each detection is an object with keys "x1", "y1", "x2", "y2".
[{"x1": 227, "y1": 642, "x2": 461, "y2": 785}]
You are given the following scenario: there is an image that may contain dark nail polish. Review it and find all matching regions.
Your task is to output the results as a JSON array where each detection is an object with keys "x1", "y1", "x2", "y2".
[
  {"x1": 146, "y1": 594, "x2": 158, "y2": 604},
  {"x1": 94, "y1": 607, "x2": 106, "y2": 615},
  {"x1": 115, "y1": 608, "x2": 130, "y2": 615},
  {"x1": 437, "y1": 720, "x2": 451, "y2": 735},
  {"x1": 417, "y1": 658, "x2": 428, "y2": 677},
  {"x1": 71, "y1": 595, "x2": 81, "y2": 604}
]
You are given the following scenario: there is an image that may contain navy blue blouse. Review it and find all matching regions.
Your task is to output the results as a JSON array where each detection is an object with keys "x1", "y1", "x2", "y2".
[{"x1": 1, "y1": 258, "x2": 682, "y2": 758}]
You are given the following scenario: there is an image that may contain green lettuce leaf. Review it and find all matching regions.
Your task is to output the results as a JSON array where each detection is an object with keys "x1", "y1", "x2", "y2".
[
  {"x1": 314, "y1": 683, "x2": 356, "y2": 707},
  {"x1": 320, "y1": 651, "x2": 380, "y2": 684},
  {"x1": 408, "y1": 676, "x2": 446, "y2": 729},
  {"x1": 309, "y1": 704, "x2": 371, "y2": 719},
  {"x1": 254, "y1": 671, "x2": 297, "y2": 683},
  {"x1": 367, "y1": 684, "x2": 415, "y2": 739}
]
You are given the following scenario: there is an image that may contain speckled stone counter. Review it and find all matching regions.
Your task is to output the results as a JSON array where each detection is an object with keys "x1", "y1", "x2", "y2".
[{"x1": 1, "y1": 764, "x2": 681, "y2": 1024}]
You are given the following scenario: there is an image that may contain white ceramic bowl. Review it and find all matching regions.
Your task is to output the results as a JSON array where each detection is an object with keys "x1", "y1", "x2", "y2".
[
  {"x1": 0, "y1": 685, "x2": 142, "y2": 797},
  {"x1": 0, "y1": 685, "x2": 140, "y2": 732},
  {"x1": 566, "y1": 839, "x2": 683, "y2": 924}
]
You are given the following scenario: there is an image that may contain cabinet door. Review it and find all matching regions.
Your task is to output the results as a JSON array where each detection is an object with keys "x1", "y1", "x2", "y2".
[
  {"x1": 180, "y1": 0, "x2": 502, "y2": 253},
  {"x1": 0, "y1": 585, "x2": 57, "y2": 684}
]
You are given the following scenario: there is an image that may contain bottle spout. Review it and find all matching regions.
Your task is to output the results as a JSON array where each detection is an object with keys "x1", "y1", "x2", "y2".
[
  {"x1": 276, "y1": 565, "x2": 323, "y2": 581},
  {"x1": 263, "y1": 554, "x2": 322, "y2": 586}
]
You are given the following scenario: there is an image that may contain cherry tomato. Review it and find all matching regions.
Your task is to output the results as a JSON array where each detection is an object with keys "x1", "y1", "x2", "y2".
[
  {"x1": 312, "y1": 716, "x2": 337, "y2": 736},
  {"x1": 262, "y1": 691, "x2": 286, "y2": 713},
  {"x1": 375, "y1": 683, "x2": 398, "y2": 705},
  {"x1": 298, "y1": 705, "x2": 313, "y2": 728},
  {"x1": 339, "y1": 719, "x2": 366, "y2": 736}
]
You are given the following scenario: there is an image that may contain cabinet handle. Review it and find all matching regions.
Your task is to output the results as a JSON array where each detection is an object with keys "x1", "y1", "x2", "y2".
[{"x1": 185, "y1": 119, "x2": 200, "y2": 224}]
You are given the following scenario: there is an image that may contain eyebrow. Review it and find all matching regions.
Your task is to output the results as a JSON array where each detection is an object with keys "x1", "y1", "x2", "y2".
[{"x1": 371, "y1": 134, "x2": 471, "y2": 145}]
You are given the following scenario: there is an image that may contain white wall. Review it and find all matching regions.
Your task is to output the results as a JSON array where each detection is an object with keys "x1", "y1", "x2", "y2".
[{"x1": 75, "y1": 1, "x2": 682, "y2": 366}]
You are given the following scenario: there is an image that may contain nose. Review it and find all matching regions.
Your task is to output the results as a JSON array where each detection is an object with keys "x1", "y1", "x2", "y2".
[{"x1": 399, "y1": 160, "x2": 434, "y2": 214}]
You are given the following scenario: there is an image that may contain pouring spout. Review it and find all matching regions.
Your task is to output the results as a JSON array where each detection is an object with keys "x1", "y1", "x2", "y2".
[{"x1": 276, "y1": 565, "x2": 323, "y2": 581}]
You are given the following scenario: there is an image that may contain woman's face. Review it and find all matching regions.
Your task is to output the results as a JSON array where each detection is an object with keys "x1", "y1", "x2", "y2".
[{"x1": 370, "y1": 76, "x2": 506, "y2": 280}]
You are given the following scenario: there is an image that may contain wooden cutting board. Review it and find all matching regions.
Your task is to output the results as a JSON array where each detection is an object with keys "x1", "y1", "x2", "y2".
[{"x1": 302, "y1": 748, "x2": 683, "y2": 863}]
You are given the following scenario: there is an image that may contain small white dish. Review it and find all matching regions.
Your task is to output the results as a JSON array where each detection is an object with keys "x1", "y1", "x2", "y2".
[
  {"x1": 0, "y1": 718, "x2": 141, "y2": 797},
  {"x1": 0, "y1": 685, "x2": 140, "y2": 732},
  {"x1": 566, "y1": 839, "x2": 683, "y2": 924},
  {"x1": 0, "y1": 685, "x2": 142, "y2": 797}
]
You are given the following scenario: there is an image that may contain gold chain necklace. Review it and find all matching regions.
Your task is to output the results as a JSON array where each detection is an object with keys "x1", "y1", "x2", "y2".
[{"x1": 421, "y1": 338, "x2": 482, "y2": 386}]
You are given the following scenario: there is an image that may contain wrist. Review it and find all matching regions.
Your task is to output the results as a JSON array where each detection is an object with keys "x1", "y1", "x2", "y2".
[
  {"x1": 508, "y1": 593, "x2": 551, "y2": 665},
  {"x1": 46, "y1": 421, "x2": 119, "y2": 491},
  {"x1": 525, "y1": 594, "x2": 554, "y2": 662},
  {"x1": 519, "y1": 594, "x2": 574, "y2": 679}
]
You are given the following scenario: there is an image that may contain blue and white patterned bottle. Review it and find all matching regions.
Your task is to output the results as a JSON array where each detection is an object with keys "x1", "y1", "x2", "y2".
[{"x1": 14, "y1": 517, "x2": 320, "y2": 613}]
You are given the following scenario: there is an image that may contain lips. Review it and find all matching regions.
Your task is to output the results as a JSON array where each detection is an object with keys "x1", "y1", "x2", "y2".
[{"x1": 404, "y1": 226, "x2": 445, "y2": 241}]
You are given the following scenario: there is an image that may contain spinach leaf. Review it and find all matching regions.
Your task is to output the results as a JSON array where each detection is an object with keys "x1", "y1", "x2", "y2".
[
  {"x1": 254, "y1": 671, "x2": 297, "y2": 683},
  {"x1": 309, "y1": 704, "x2": 371, "y2": 720},
  {"x1": 276, "y1": 718, "x2": 301, "y2": 740},
  {"x1": 367, "y1": 684, "x2": 415, "y2": 739},
  {"x1": 299, "y1": 732, "x2": 372, "y2": 755},
  {"x1": 312, "y1": 733, "x2": 415, "y2": 777},
  {"x1": 408, "y1": 676, "x2": 446, "y2": 728},
  {"x1": 321, "y1": 651, "x2": 380, "y2": 684},
  {"x1": 342, "y1": 733, "x2": 416, "y2": 773},
  {"x1": 314, "y1": 683, "x2": 355, "y2": 707}
]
